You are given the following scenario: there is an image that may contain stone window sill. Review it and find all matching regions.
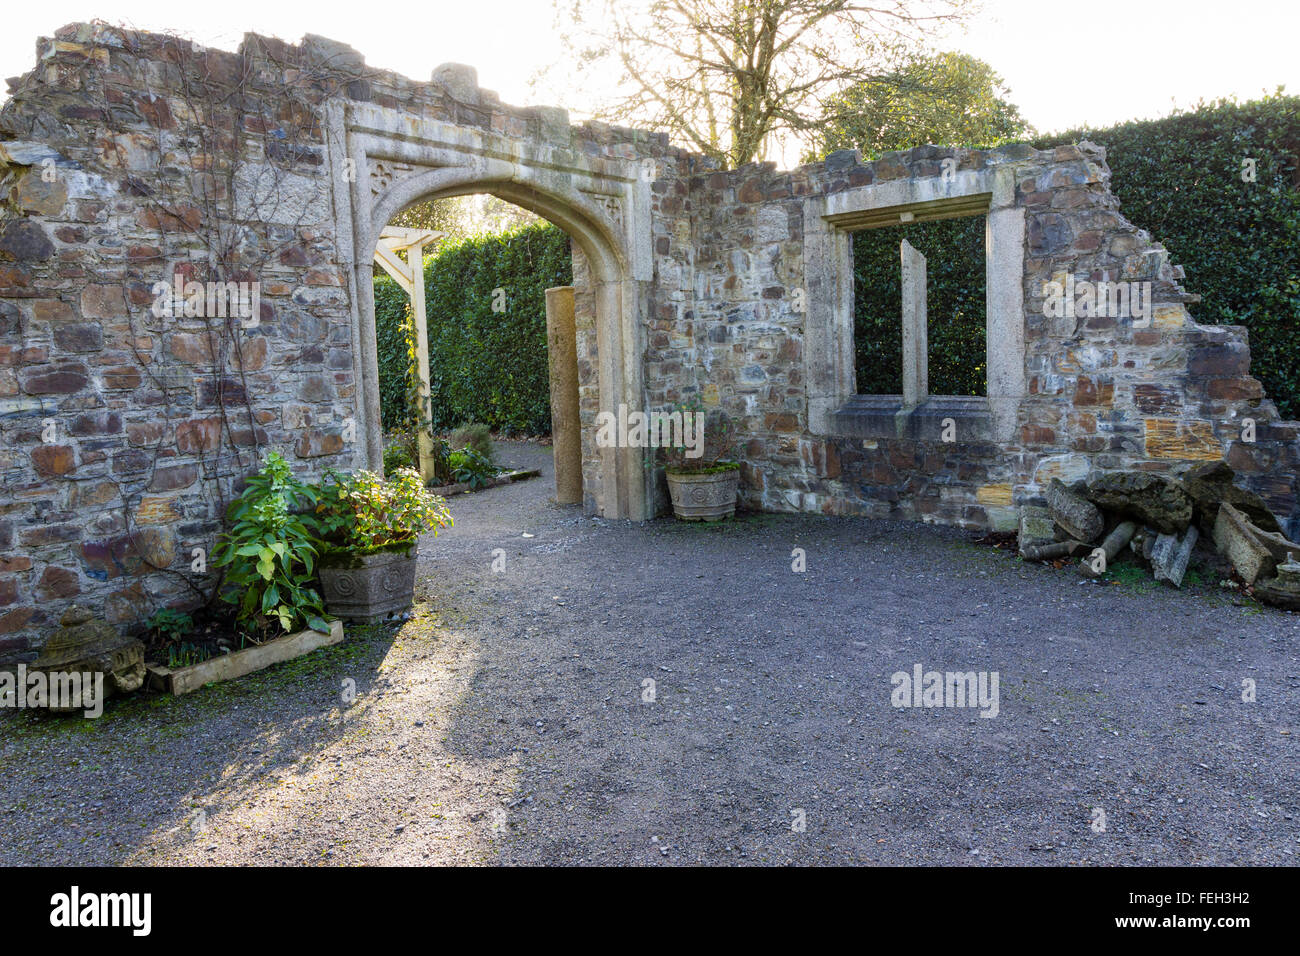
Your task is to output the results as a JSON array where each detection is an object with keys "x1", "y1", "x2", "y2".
[{"x1": 829, "y1": 395, "x2": 993, "y2": 442}]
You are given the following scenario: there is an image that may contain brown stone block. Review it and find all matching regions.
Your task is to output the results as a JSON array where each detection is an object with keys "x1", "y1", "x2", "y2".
[
  {"x1": 68, "y1": 480, "x2": 119, "y2": 509},
  {"x1": 19, "y1": 523, "x2": 82, "y2": 547},
  {"x1": 15, "y1": 171, "x2": 69, "y2": 216},
  {"x1": 32, "y1": 299, "x2": 77, "y2": 323},
  {"x1": 296, "y1": 428, "x2": 344, "y2": 458},
  {"x1": 20, "y1": 363, "x2": 89, "y2": 395},
  {"x1": 135, "y1": 496, "x2": 181, "y2": 525},
  {"x1": 81, "y1": 284, "x2": 126, "y2": 319},
  {"x1": 175, "y1": 416, "x2": 221, "y2": 453},
  {"x1": 1021, "y1": 424, "x2": 1055, "y2": 444},
  {"x1": 32, "y1": 443, "x2": 77, "y2": 477},
  {"x1": 36, "y1": 566, "x2": 80, "y2": 600},
  {"x1": 0, "y1": 264, "x2": 35, "y2": 296},
  {"x1": 149, "y1": 463, "x2": 199, "y2": 493},
  {"x1": 103, "y1": 365, "x2": 144, "y2": 389},
  {"x1": 0, "y1": 557, "x2": 31, "y2": 573},
  {"x1": 138, "y1": 205, "x2": 202, "y2": 233},
  {"x1": 0, "y1": 608, "x2": 33, "y2": 635},
  {"x1": 1207, "y1": 377, "x2": 1263, "y2": 401},
  {"x1": 1073, "y1": 376, "x2": 1114, "y2": 407},
  {"x1": 1144, "y1": 418, "x2": 1222, "y2": 461}
]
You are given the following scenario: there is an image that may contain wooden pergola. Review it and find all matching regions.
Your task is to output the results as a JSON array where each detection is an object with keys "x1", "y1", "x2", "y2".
[{"x1": 373, "y1": 225, "x2": 445, "y2": 482}]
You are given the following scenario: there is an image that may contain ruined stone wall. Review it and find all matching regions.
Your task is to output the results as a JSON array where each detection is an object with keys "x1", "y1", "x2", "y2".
[
  {"x1": 0, "y1": 23, "x2": 673, "y2": 650},
  {"x1": 676, "y1": 143, "x2": 1300, "y2": 535},
  {"x1": 2, "y1": 22, "x2": 1297, "y2": 650}
]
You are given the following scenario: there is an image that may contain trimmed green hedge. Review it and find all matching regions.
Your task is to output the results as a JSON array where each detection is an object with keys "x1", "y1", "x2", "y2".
[
  {"x1": 375, "y1": 222, "x2": 573, "y2": 434},
  {"x1": 853, "y1": 215, "x2": 987, "y2": 396},
  {"x1": 1035, "y1": 94, "x2": 1300, "y2": 418}
]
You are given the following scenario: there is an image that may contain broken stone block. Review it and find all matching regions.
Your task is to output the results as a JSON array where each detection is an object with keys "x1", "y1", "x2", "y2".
[
  {"x1": 1129, "y1": 526, "x2": 1159, "y2": 562},
  {"x1": 1212, "y1": 503, "x2": 1276, "y2": 585},
  {"x1": 30, "y1": 605, "x2": 144, "y2": 711},
  {"x1": 1084, "y1": 471, "x2": 1192, "y2": 535},
  {"x1": 1078, "y1": 521, "x2": 1137, "y2": 578},
  {"x1": 1254, "y1": 553, "x2": 1300, "y2": 611},
  {"x1": 1047, "y1": 478, "x2": 1104, "y2": 543},
  {"x1": 1150, "y1": 525, "x2": 1198, "y2": 588},
  {"x1": 1018, "y1": 505, "x2": 1056, "y2": 554},
  {"x1": 1178, "y1": 460, "x2": 1281, "y2": 535}
]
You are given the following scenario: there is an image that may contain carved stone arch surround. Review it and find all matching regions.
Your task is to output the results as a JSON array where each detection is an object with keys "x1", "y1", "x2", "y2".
[{"x1": 325, "y1": 101, "x2": 656, "y2": 520}]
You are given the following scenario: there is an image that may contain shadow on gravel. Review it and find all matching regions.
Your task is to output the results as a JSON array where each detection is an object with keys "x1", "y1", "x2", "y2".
[{"x1": 0, "y1": 622, "x2": 402, "y2": 865}]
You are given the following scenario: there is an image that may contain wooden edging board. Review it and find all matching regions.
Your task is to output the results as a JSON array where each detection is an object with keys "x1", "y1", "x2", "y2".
[{"x1": 145, "y1": 619, "x2": 345, "y2": 696}]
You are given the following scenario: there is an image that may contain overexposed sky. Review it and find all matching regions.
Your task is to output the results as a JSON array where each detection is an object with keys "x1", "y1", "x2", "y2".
[{"x1": 1, "y1": 0, "x2": 1295, "y2": 157}]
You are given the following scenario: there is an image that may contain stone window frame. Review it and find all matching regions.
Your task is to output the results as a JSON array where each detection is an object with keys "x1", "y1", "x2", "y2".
[{"x1": 803, "y1": 165, "x2": 1026, "y2": 443}]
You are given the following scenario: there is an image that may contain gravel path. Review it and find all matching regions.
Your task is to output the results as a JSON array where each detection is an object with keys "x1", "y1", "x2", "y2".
[{"x1": 2, "y1": 439, "x2": 1298, "y2": 866}]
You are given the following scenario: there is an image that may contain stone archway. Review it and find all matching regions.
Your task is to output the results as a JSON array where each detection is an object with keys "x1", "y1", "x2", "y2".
[{"x1": 326, "y1": 97, "x2": 656, "y2": 521}]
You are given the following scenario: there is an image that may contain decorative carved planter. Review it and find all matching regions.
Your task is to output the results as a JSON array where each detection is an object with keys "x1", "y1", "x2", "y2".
[
  {"x1": 318, "y1": 544, "x2": 418, "y2": 623},
  {"x1": 665, "y1": 466, "x2": 741, "y2": 521}
]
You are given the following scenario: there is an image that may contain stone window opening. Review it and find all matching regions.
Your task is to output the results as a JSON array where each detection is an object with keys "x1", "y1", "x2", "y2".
[
  {"x1": 850, "y1": 212, "x2": 989, "y2": 405},
  {"x1": 803, "y1": 167, "x2": 1025, "y2": 444}
]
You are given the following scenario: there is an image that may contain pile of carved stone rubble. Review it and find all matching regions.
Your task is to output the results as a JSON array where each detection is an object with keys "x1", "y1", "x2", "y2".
[{"x1": 1018, "y1": 462, "x2": 1300, "y2": 609}]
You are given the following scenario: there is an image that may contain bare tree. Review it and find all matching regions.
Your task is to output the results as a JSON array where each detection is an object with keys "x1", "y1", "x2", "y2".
[{"x1": 550, "y1": 0, "x2": 974, "y2": 167}]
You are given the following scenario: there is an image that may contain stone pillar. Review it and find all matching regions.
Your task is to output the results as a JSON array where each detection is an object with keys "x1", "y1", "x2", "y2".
[
  {"x1": 545, "y1": 286, "x2": 582, "y2": 504},
  {"x1": 901, "y1": 239, "x2": 927, "y2": 407}
]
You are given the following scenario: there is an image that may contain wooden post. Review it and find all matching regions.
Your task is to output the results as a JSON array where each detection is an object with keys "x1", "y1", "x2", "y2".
[
  {"x1": 372, "y1": 227, "x2": 443, "y2": 483},
  {"x1": 406, "y1": 241, "x2": 436, "y2": 483},
  {"x1": 545, "y1": 286, "x2": 582, "y2": 504}
]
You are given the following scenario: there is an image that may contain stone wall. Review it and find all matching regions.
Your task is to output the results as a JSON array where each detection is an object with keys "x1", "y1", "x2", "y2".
[
  {"x1": 679, "y1": 144, "x2": 1300, "y2": 535},
  {"x1": 2, "y1": 22, "x2": 1297, "y2": 651},
  {"x1": 0, "y1": 23, "x2": 674, "y2": 652}
]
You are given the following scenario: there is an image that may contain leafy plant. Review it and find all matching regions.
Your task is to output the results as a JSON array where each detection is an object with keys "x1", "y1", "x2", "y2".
[
  {"x1": 167, "y1": 641, "x2": 212, "y2": 668},
  {"x1": 446, "y1": 447, "x2": 497, "y2": 489},
  {"x1": 314, "y1": 467, "x2": 453, "y2": 554},
  {"x1": 449, "y1": 422, "x2": 496, "y2": 465},
  {"x1": 383, "y1": 439, "x2": 413, "y2": 477},
  {"x1": 210, "y1": 452, "x2": 331, "y2": 638},
  {"x1": 145, "y1": 608, "x2": 194, "y2": 642}
]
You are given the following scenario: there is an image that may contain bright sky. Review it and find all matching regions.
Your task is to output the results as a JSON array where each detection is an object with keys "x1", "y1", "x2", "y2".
[{"x1": 2, "y1": 0, "x2": 1296, "y2": 158}]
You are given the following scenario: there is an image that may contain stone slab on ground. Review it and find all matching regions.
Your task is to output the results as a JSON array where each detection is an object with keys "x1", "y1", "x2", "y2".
[
  {"x1": 1151, "y1": 526, "x2": 1199, "y2": 588},
  {"x1": 1212, "y1": 503, "x2": 1276, "y2": 585},
  {"x1": 1047, "y1": 478, "x2": 1103, "y2": 543}
]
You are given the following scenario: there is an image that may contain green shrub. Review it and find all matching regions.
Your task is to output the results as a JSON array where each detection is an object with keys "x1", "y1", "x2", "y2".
[
  {"x1": 374, "y1": 221, "x2": 572, "y2": 434},
  {"x1": 1035, "y1": 93, "x2": 1300, "y2": 417},
  {"x1": 449, "y1": 422, "x2": 495, "y2": 464},
  {"x1": 313, "y1": 467, "x2": 452, "y2": 556},
  {"x1": 210, "y1": 452, "x2": 330, "y2": 638},
  {"x1": 447, "y1": 447, "x2": 497, "y2": 488},
  {"x1": 383, "y1": 440, "x2": 413, "y2": 477}
]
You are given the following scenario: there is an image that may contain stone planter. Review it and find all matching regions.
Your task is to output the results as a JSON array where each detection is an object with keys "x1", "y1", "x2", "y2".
[
  {"x1": 318, "y1": 544, "x2": 418, "y2": 623},
  {"x1": 665, "y1": 466, "x2": 741, "y2": 521}
]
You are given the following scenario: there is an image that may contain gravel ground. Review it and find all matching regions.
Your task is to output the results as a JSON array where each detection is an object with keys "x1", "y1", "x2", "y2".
[{"x1": 2, "y1": 439, "x2": 1298, "y2": 866}]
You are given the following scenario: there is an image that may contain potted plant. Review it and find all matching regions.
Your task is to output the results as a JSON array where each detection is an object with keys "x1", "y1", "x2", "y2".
[
  {"x1": 659, "y1": 397, "x2": 741, "y2": 521},
  {"x1": 312, "y1": 467, "x2": 453, "y2": 622}
]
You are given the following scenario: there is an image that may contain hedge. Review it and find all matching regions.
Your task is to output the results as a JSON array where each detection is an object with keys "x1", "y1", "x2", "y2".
[
  {"x1": 853, "y1": 215, "x2": 987, "y2": 396},
  {"x1": 1035, "y1": 94, "x2": 1300, "y2": 418},
  {"x1": 375, "y1": 222, "x2": 573, "y2": 434}
]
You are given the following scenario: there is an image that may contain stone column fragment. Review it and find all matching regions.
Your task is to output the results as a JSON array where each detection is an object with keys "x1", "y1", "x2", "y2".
[{"x1": 901, "y1": 239, "x2": 927, "y2": 406}]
